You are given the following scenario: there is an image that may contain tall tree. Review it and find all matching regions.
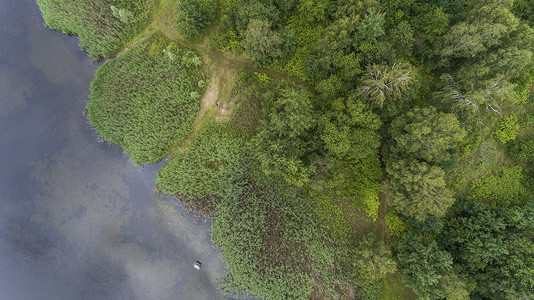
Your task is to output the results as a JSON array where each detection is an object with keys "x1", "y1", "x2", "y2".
[
  {"x1": 439, "y1": 200, "x2": 508, "y2": 273},
  {"x1": 176, "y1": 0, "x2": 217, "y2": 40},
  {"x1": 440, "y1": 200, "x2": 534, "y2": 299},
  {"x1": 440, "y1": 0, "x2": 518, "y2": 59},
  {"x1": 252, "y1": 81, "x2": 318, "y2": 186},
  {"x1": 359, "y1": 61, "x2": 416, "y2": 109},
  {"x1": 319, "y1": 97, "x2": 381, "y2": 161},
  {"x1": 439, "y1": 73, "x2": 515, "y2": 117},
  {"x1": 387, "y1": 159, "x2": 455, "y2": 220},
  {"x1": 234, "y1": 0, "x2": 281, "y2": 34},
  {"x1": 354, "y1": 233, "x2": 397, "y2": 282},
  {"x1": 242, "y1": 19, "x2": 283, "y2": 66},
  {"x1": 395, "y1": 232, "x2": 457, "y2": 299},
  {"x1": 389, "y1": 106, "x2": 466, "y2": 163}
]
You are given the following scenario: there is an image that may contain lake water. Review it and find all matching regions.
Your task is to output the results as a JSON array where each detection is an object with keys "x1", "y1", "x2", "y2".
[{"x1": 0, "y1": 0, "x2": 227, "y2": 299}]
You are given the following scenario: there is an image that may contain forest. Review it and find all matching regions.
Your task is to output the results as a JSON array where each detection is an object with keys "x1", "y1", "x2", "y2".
[{"x1": 37, "y1": 0, "x2": 534, "y2": 299}]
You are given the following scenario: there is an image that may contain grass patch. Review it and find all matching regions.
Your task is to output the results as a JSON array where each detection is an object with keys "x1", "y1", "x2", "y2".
[
  {"x1": 379, "y1": 273, "x2": 417, "y2": 300},
  {"x1": 87, "y1": 34, "x2": 207, "y2": 165}
]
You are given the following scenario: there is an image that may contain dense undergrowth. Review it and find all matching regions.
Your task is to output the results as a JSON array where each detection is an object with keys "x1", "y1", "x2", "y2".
[
  {"x1": 156, "y1": 124, "x2": 248, "y2": 215},
  {"x1": 37, "y1": 0, "x2": 155, "y2": 58},
  {"x1": 39, "y1": 0, "x2": 534, "y2": 299},
  {"x1": 87, "y1": 35, "x2": 206, "y2": 164}
]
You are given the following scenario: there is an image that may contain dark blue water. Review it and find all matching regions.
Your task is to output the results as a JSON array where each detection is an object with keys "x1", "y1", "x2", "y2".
[{"x1": 0, "y1": 0, "x2": 226, "y2": 299}]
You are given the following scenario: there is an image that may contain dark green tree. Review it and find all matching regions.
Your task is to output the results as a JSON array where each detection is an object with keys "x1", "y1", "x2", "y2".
[
  {"x1": 390, "y1": 21, "x2": 415, "y2": 56},
  {"x1": 252, "y1": 81, "x2": 317, "y2": 186},
  {"x1": 477, "y1": 231, "x2": 534, "y2": 299},
  {"x1": 234, "y1": 0, "x2": 280, "y2": 34},
  {"x1": 319, "y1": 97, "x2": 381, "y2": 161},
  {"x1": 387, "y1": 159, "x2": 455, "y2": 220},
  {"x1": 176, "y1": 0, "x2": 217, "y2": 40},
  {"x1": 395, "y1": 232, "x2": 456, "y2": 299},
  {"x1": 508, "y1": 137, "x2": 534, "y2": 162},
  {"x1": 440, "y1": 200, "x2": 508, "y2": 273},
  {"x1": 440, "y1": 200, "x2": 534, "y2": 299}
]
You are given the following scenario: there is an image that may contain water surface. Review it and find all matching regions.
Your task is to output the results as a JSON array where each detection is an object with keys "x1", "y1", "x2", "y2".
[{"x1": 0, "y1": 0, "x2": 226, "y2": 299}]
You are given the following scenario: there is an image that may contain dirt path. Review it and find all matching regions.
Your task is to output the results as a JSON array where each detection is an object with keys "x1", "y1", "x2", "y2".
[
  {"x1": 377, "y1": 191, "x2": 388, "y2": 241},
  {"x1": 112, "y1": 0, "x2": 315, "y2": 155}
]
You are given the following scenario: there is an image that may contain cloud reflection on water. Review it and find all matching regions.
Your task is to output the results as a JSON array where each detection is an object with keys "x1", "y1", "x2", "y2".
[{"x1": 0, "y1": 0, "x2": 227, "y2": 298}]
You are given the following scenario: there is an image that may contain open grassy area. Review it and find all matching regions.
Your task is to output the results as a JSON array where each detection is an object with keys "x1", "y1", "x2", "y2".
[{"x1": 379, "y1": 273, "x2": 417, "y2": 300}]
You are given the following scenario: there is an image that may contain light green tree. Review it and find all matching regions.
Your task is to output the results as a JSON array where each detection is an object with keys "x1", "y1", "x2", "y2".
[
  {"x1": 359, "y1": 61, "x2": 416, "y2": 108},
  {"x1": 440, "y1": 0, "x2": 518, "y2": 59},
  {"x1": 493, "y1": 115, "x2": 520, "y2": 144},
  {"x1": 390, "y1": 106, "x2": 466, "y2": 163},
  {"x1": 439, "y1": 74, "x2": 515, "y2": 117},
  {"x1": 242, "y1": 19, "x2": 283, "y2": 66}
]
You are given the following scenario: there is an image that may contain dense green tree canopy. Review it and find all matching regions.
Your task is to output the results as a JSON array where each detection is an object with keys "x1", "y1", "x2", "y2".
[
  {"x1": 440, "y1": 200, "x2": 534, "y2": 299},
  {"x1": 440, "y1": 201, "x2": 508, "y2": 273},
  {"x1": 359, "y1": 62, "x2": 417, "y2": 109},
  {"x1": 387, "y1": 159, "x2": 455, "y2": 220},
  {"x1": 242, "y1": 19, "x2": 283, "y2": 66},
  {"x1": 395, "y1": 232, "x2": 457, "y2": 299},
  {"x1": 252, "y1": 81, "x2": 318, "y2": 186},
  {"x1": 320, "y1": 97, "x2": 381, "y2": 161},
  {"x1": 176, "y1": 0, "x2": 217, "y2": 40},
  {"x1": 389, "y1": 106, "x2": 466, "y2": 163}
]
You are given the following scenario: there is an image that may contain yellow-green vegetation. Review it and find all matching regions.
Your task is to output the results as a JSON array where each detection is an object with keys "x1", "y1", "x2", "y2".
[
  {"x1": 470, "y1": 165, "x2": 531, "y2": 206},
  {"x1": 38, "y1": 0, "x2": 534, "y2": 299},
  {"x1": 37, "y1": 0, "x2": 155, "y2": 58},
  {"x1": 87, "y1": 35, "x2": 207, "y2": 164}
]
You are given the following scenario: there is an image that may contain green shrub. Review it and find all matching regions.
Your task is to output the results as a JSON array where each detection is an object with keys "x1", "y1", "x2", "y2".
[
  {"x1": 508, "y1": 137, "x2": 534, "y2": 162},
  {"x1": 493, "y1": 115, "x2": 520, "y2": 144},
  {"x1": 470, "y1": 166, "x2": 530, "y2": 206},
  {"x1": 212, "y1": 179, "x2": 315, "y2": 300},
  {"x1": 385, "y1": 211, "x2": 405, "y2": 237},
  {"x1": 175, "y1": 0, "x2": 217, "y2": 40},
  {"x1": 87, "y1": 35, "x2": 207, "y2": 164}
]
